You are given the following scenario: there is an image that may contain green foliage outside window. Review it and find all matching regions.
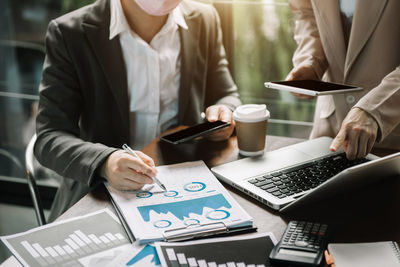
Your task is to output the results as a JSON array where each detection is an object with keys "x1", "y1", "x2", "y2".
[
  {"x1": 61, "y1": 0, "x2": 95, "y2": 13},
  {"x1": 232, "y1": 1, "x2": 316, "y2": 138}
]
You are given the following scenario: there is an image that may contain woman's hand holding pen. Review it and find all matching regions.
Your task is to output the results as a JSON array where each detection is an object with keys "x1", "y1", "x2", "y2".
[{"x1": 100, "y1": 150, "x2": 157, "y2": 191}]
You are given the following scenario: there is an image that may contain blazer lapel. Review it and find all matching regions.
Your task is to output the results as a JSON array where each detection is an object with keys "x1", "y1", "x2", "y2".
[
  {"x1": 178, "y1": 6, "x2": 200, "y2": 123},
  {"x1": 344, "y1": 0, "x2": 388, "y2": 77},
  {"x1": 82, "y1": 0, "x2": 129, "y2": 132},
  {"x1": 312, "y1": 0, "x2": 346, "y2": 79}
]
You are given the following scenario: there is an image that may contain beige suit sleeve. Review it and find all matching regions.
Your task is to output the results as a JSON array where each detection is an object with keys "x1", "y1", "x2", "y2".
[
  {"x1": 289, "y1": 0, "x2": 328, "y2": 78},
  {"x1": 354, "y1": 66, "x2": 400, "y2": 142}
]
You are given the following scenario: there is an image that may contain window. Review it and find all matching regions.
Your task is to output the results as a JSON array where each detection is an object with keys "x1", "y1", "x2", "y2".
[
  {"x1": 0, "y1": 0, "x2": 94, "y2": 180},
  {"x1": 213, "y1": 0, "x2": 316, "y2": 139}
]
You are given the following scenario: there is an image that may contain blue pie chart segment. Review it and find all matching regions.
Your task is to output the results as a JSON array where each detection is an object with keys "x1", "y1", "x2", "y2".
[
  {"x1": 164, "y1": 191, "x2": 178, "y2": 197},
  {"x1": 184, "y1": 182, "x2": 206, "y2": 192},
  {"x1": 153, "y1": 220, "x2": 172, "y2": 228},
  {"x1": 206, "y1": 210, "x2": 230, "y2": 220},
  {"x1": 136, "y1": 191, "x2": 153, "y2": 198}
]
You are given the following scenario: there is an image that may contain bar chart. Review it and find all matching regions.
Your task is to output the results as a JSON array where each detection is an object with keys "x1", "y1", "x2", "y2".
[
  {"x1": 2, "y1": 209, "x2": 130, "y2": 267},
  {"x1": 156, "y1": 232, "x2": 277, "y2": 267}
]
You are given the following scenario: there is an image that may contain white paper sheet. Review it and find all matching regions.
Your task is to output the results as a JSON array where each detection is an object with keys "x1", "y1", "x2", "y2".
[{"x1": 106, "y1": 161, "x2": 253, "y2": 243}]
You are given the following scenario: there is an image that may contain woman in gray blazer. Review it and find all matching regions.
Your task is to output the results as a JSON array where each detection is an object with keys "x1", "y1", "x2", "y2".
[{"x1": 34, "y1": 0, "x2": 241, "y2": 221}]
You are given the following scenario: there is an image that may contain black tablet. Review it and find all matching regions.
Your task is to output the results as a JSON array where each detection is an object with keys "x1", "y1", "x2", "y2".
[{"x1": 264, "y1": 80, "x2": 363, "y2": 96}]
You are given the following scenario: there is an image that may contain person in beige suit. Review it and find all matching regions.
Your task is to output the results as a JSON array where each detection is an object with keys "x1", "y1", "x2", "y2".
[
  {"x1": 35, "y1": 0, "x2": 241, "y2": 221},
  {"x1": 287, "y1": 0, "x2": 400, "y2": 160}
]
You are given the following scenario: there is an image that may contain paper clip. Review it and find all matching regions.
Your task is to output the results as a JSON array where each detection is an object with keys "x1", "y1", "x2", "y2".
[{"x1": 163, "y1": 222, "x2": 228, "y2": 242}]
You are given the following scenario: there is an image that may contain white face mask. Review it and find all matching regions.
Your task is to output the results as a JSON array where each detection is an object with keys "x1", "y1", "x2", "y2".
[{"x1": 135, "y1": 0, "x2": 183, "y2": 16}]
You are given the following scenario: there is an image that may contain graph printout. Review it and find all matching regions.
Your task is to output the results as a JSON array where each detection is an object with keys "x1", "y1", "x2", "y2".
[
  {"x1": 0, "y1": 209, "x2": 130, "y2": 267},
  {"x1": 105, "y1": 242, "x2": 160, "y2": 267},
  {"x1": 107, "y1": 161, "x2": 253, "y2": 243},
  {"x1": 155, "y1": 232, "x2": 278, "y2": 267}
]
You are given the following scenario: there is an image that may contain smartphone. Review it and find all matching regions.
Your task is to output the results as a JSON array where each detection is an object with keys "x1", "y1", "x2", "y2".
[
  {"x1": 264, "y1": 80, "x2": 363, "y2": 96},
  {"x1": 160, "y1": 121, "x2": 230, "y2": 145}
]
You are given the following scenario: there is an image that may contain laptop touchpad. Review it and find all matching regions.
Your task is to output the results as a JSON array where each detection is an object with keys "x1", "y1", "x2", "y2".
[{"x1": 212, "y1": 147, "x2": 314, "y2": 182}]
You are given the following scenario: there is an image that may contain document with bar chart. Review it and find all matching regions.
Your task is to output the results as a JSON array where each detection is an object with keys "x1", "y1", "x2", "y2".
[
  {"x1": 0, "y1": 209, "x2": 130, "y2": 267},
  {"x1": 155, "y1": 232, "x2": 277, "y2": 267},
  {"x1": 106, "y1": 161, "x2": 253, "y2": 243},
  {"x1": 105, "y1": 242, "x2": 160, "y2": 267}
]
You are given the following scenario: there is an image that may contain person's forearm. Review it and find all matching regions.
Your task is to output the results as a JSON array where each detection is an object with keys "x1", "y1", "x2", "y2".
[
  {"x1": 289, "y1": 0, "x2": 328, "y2": 79},
  {"x1": 354, "y1": 66, "x2": 400, "y2": 142}
]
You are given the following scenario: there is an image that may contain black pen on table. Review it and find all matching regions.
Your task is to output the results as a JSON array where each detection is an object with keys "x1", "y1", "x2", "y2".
[{"x1": 122, "y1": 144, "x2": 167, "y2": 191}]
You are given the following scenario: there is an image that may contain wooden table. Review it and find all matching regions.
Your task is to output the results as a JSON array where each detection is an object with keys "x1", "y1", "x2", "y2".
[{"x1": 2, "y1": 135, "x2": 400, "y2": 266}]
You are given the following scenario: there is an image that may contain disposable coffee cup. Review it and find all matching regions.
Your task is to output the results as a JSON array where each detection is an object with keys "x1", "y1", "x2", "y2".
[{"x1": 233, "y1": 104, "x2": 270, "y2": 156}]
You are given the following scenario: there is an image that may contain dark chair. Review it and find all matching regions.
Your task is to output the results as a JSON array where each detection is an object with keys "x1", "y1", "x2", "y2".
[
  {"x1": 25, "y1": 134, "x2": 46, "y2": 226},
  {"x1": 0, "y1": 148, "x2": 24, "y2": 176}
]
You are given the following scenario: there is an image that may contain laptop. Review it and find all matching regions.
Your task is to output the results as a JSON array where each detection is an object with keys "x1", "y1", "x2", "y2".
[{"x1": 211, "y1": 137, "x2": 400, "y2": 212}]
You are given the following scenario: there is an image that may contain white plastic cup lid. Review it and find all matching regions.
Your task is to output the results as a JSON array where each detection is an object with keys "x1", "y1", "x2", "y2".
[{"x1": 233, "y1": 104, "x2": 270, "y2": 123}]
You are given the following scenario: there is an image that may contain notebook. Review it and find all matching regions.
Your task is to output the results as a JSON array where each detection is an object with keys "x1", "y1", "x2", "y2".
[
  {"x1": 327, "y1": 241, "x2": 400, "y2": 267},
  {"x1": 211, "y1": 137, "x2": 400, "y2": 211}
]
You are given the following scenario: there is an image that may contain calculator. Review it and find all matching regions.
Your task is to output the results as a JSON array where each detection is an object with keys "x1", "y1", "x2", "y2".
[{"x1": 269, "y1": 221, "x2": 329, "y2": 266}]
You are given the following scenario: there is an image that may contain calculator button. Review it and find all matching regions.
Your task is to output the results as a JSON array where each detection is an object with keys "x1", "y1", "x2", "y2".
[{"x1": 294, "y1": 240, "x2": 309, "y2": 247}]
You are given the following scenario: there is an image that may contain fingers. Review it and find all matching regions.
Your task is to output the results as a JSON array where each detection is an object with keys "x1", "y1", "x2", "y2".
[
  {"x1": 218, "y1": 106, "x2": 231, "y2": 123},
  {"x1": 286, "y1": 65, "x2": 318, "y2": 81},
  {"x1": 331, "y1": 122, "x2": 360, "y2": 160},
  {"x1": 330, "y1": 127, "x2": 346, "y2": 152},
  {"x1": 206, "y1": 106, "x2": 220, "y2": 122},
  {"x1": 290, "y1": 92, "x2": 315, "y2": 100},
  {"x1": 205, "y1": 105, "x2": 235, "y2": 141},
  {"x1": 136, "y1": 151, "x2": 156, "y2": 168},
  {"x1": 366, "y1": 134, "x2": 376, "y2": 155},
  {"x1": 286, "y1": 72, "x2": 295, "y2": 81},
  {"x1": 207, "y1": 123, "x2": 235, "y2": 141},
  {"x1": 357, "y1": 132, "x2": 369, "y2": 159},
  {"x1": 123, "y1": 153, "x2": 156, "y2": 177},
  {"x1": 125, "y1": 168, "x2": 154, "y2": 184},
  {"x1": 286, "y1": 65, "x2": 318, "y2": 100},
  {"x1": 330, "y1": 108, "x2": 378, "y2": 160},
  {"x1": 345, "y1": 128, "x2": 359, "y2": 160},
  {"x1": 118, "y1": 178, "x2": 146, "y2": 191},
  {"x1": 104, "y1": 150, "x2": 157, "y2": 191}
]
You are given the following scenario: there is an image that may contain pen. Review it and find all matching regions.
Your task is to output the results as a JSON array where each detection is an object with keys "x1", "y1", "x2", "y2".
[{"x1": 122, "y1": 144, "x2": 167, "y2": 191}]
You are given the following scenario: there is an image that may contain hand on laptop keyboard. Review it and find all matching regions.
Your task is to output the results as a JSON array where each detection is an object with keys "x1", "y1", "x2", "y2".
[{"x1": 330, "y1": 108, "x2": 378, "y2": 160}]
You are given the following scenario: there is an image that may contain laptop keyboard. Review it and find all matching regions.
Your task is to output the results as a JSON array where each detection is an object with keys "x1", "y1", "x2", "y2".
[{"x1": 247, "y1": 152, "x2": 370, "y2": 199}]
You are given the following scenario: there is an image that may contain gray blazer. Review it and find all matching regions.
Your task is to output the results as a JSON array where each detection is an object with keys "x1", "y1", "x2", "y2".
[{"x1": 34, "y1": 0, "x2": 241, "y2": 221}]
